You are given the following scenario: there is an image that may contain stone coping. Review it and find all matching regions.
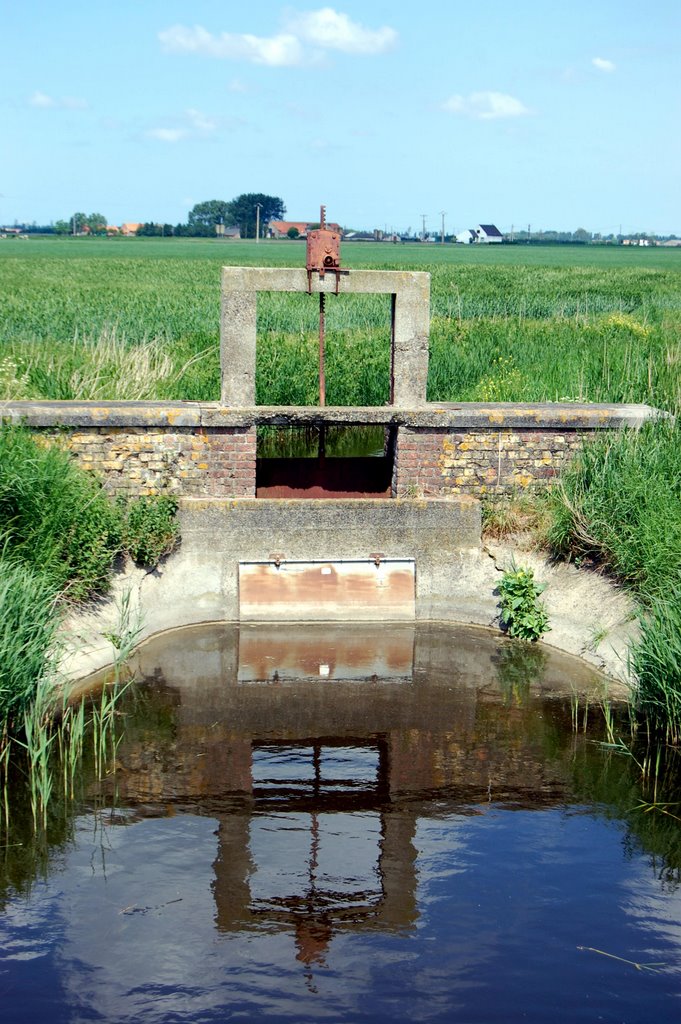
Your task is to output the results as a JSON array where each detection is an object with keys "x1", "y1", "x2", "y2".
[{"x1": 1, "y1": 400, "x2": 659, "y2": 430}]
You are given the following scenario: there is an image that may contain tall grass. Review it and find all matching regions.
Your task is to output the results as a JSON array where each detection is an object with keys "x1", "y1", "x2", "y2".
[
  {"x1": 547, "y1": 416, "x2": 681, "y2": 740},
  {"x1": 1, "y1": 245, "x2": 679, "y2": 411},
  {"x1": 0, "y1": 562, "x2": 61, "y2": 728}
]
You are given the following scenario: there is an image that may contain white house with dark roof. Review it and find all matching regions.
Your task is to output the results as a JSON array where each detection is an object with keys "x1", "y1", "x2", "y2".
[{"x1": 475, "y1": 224, "x2": 503, "y2": 243}]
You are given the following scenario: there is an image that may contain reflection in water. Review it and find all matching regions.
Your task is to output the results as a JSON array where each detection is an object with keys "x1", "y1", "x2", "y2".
[{"x1": 2, "y1": 622, "x2": 681, "y2": 1024}]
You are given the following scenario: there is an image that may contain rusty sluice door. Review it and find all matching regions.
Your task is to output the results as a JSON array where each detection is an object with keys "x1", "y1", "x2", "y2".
[{"x1": 239, "y1": 559, "x2": 416, "y2": 622}]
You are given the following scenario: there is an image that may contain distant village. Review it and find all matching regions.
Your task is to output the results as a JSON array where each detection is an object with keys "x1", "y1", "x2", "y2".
[{"x1": 1, "y1": 220, "x2": 679, "y2": 246}]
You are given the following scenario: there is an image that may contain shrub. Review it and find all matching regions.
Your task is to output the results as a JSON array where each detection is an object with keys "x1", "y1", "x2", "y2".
[
  {"x1": 122, "y1": 495, "x2": 179, "y2": 567},
  {"x1": 0, "y1": 426, "x2": 123, "y2": 600},
  {"x1": 498, "y1": 564, "x2": 550, "y2": 641}
]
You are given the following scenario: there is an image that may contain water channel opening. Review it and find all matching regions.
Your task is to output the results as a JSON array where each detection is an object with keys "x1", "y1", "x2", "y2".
[{"x1": 256, "y1": 424, "x2": 396, "y2": 498}]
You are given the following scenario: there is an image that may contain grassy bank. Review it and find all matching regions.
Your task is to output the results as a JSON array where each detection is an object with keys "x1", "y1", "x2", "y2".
[
  {"x1": 547, "y1": 416, "x2": 681, "y2": 741},
  {"x1": 0, "y1": 427, "x2": 178, "y2": 759}
]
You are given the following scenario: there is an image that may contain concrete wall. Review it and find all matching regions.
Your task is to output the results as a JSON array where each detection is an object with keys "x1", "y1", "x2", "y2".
[{"x1": 168, "y1": 497, "x2": 481, "y2": 625}]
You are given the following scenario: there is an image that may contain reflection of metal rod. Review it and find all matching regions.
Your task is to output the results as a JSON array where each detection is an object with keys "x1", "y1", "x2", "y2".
[{"x1": 319, "y1": 292, "x2": 326, "y2": 406}]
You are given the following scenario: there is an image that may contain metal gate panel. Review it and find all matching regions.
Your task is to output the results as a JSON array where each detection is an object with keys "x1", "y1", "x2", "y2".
[{"x1": 238, "y1": 559, "x2": 415, "y2": 622}]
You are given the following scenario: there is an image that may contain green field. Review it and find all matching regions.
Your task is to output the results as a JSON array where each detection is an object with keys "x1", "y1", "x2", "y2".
[{"x1": 1, "y1": 236, "x2": 680, "y2": 410}]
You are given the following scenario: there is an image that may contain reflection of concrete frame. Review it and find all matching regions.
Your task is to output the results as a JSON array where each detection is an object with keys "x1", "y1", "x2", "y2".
[
  {"x1": 212, "y1": 738, "x2": 418, "y2": 939},
  {"x1": 220, "y1": 267, "x2": 430, "y2": 407}
]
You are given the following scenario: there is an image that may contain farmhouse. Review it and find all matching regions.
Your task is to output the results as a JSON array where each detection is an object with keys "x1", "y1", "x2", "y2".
[
  {"x1": 456, "y1": 225, "x2": 503, "y2": 244},
  {"x1": 268, "y1": 220, "x2": 342, "y2": 239},
  {"x1": 120, "y1": 223, "x2": 142, "y2": 236},
  {"x1": 475, "y1": 224, "x2": 503, "y2": 243}
]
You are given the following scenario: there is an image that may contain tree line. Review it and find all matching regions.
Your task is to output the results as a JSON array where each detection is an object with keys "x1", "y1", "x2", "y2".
[{"x1": 49, "y1": 194, "x2": 285, "y2": 238}]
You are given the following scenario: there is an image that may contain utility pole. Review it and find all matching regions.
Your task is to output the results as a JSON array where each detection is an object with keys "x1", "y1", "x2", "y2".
[
  {"x1": 510, "y1": 223, "x2": 514, "y2": 242},
  {"x1": 440, "y1": 211, "x2": 446, "y2": 244},
  {"x1": 421, "y1": 213, "x2": 427, "y2": 241},
  {"x1": 255, "y1": 203, "x2": 262, "y2": 243},
  {"x1": 527, "y1": 223, "x2": 531, "y2": 243}
]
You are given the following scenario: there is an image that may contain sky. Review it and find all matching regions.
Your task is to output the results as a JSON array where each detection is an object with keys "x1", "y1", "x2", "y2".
[{"x1": 2, "y1": 1, "x2": 680, "y2": 235}]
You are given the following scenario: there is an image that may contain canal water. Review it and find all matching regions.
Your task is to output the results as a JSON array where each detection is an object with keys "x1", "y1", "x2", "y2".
[{"x1": 2, "y1": 622, "x2": 681, "y2": 1023}]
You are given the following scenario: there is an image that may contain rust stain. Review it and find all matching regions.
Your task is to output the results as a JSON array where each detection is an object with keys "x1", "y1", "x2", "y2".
[{"x1": 239, "y1": 560, "x2": 416, "y2": 622}]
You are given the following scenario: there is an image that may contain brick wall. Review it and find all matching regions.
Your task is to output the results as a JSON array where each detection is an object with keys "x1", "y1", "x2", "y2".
[
  {"x1": 44, "y1": 425, "x2": 256, "y2": 498},
  {"x1": 6, "y1": 400, "x2": 654, "y2": 501},
  {"x1": 393, "y1": 427, "x2": 583, "y2": 497}
]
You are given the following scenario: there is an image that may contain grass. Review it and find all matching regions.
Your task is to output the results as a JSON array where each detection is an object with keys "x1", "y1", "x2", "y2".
[
  {"x1": 547, "y1": 417, "x2": 681, "y2": 742},
  {"x1": 1, "y1": 237, "x2": 680, "y2": 411},
  {"x1": 0, "y1": 425, "x2": 179, "y2": 832}
]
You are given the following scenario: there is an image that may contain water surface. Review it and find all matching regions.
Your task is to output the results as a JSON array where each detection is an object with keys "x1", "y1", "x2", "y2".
[{"x1": 2, "y1": 623, "x2": 680, "y2": 1023}]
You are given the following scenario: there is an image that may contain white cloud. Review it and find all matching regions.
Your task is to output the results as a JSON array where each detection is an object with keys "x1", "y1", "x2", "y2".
[
  {"x1": 159, "y1": 24, "x2": 303, "y2": 66},
  {"x1": 592, "y1": 56, "x2": 616, "y2": 72},
  {"x1": 442, "y1": 91, "x2": 530, "y2": 120},
  {"x1": 284, "y1": 7, "x2": 397, "y2": 55},
  {"x1": 228, "y1": 78, "x2": 249, "y2": 93},
  {"x1": 146, "y1": 108, "x2": 220, "y2": 144},
  {"x1": 158, "y1": 8, "x2": 397, "y2": 66},
  {"x1": 29, "y1": 90, "x2": 56, "y2": 108},
  {"x1": 29, "y1": 91, "x2": 88, "y2": 110},
  {"x1": 186, "y1": 108, "x2": 217, "y2": 133},
  {"x1": 147, "y1": 127, "x2": 187, "y2": 143}
]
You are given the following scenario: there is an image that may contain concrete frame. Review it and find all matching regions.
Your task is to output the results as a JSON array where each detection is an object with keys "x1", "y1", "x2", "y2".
[{"x1": 220, "y1": 266, "x2": 430, "y2": 407}]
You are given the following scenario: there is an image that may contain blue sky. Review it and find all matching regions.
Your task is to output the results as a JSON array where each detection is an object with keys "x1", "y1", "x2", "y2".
[{"x1": 2, "y1": 1, "x2": 679, "y2": 234}]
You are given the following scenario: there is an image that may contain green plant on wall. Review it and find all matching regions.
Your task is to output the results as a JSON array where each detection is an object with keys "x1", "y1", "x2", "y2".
[
  {"x1": 498, "y1": 564, "x2": 550, "y2": 642},
  {"x1": 122, "y1": 495, "x2": 179, "y2": 567}
]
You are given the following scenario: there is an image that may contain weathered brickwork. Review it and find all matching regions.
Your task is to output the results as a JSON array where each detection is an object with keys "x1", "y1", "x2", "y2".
[
  {"x1": 393, "y1": 427, "x2": 584, "y2": 497},
  {"x1": 42, "y1": 426, "x2": 256, "y2": 498},
  {"x1": 6, "y1": 401, "x2": 655, "y2": 500}
]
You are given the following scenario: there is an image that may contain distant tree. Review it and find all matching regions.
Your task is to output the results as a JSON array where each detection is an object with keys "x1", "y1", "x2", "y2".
[
  {"x1": 54, "y1": 219, "x2": 70, "y2": 235},
  {"x1": 187, "y1": 200, "x2": 231, "y2": 237},
  {"x1": 226, "y1": 193, "x2": 285, "y2": 239},
  {"x1": 85, "y1": 212, "x2": 107, "y2": 235},
  {"x1": 573, "y1": 227, "x2": 592, "y2": 243},
  {"x1": 70, "y1": 212, "x2": 88, "y2": 234},
  {"x1": 287, "y1": 226, "x2": 300, "y2": 239}
]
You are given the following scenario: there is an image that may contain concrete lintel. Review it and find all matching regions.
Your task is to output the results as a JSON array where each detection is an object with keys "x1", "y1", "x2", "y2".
[
  {"x1": 220, "y1": 266, "x2": 430, "y2": 295},
  {"x1": 220, "y1": 265, "x2": 430, "y2": 407},
  {"x1": 1, "y1": 399, "x2": 661, "y2": 432},
  {"x1": 0, "y1": 400, "x2": 204, "y2": 429}
]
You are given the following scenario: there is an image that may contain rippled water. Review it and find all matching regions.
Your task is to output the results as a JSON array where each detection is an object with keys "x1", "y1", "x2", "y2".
[{"x1": 1, "y1": 623, "x2": 681, "y2": 1023}]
